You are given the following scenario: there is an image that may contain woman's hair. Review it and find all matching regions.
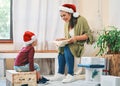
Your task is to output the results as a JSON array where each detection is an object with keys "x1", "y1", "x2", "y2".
[{"x1": 68, "y1": 14, "x2": 79, "y2": 29}]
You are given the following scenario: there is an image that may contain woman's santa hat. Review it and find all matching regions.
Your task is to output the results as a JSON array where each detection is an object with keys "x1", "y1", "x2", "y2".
[
  {"x1": 59, "y1": 4, "x2": 79, "y2": 18},
  {"x1": 23, "y1": 31, "x2": 37, "y2": 45}
]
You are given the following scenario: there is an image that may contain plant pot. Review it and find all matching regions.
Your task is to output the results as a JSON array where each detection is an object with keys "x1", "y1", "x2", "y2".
[{"x1": 103, "y1": 54, "x2": 120, "y2": 76}]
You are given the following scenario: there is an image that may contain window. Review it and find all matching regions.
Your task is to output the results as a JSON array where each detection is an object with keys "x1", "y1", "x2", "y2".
[{"x1": 0, "y1": 0, "x2": 12, "y2": 43}]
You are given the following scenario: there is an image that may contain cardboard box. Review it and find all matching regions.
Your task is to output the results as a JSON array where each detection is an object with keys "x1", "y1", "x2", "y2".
[{"x1": 6, "y1": 70, "x2": 37, "y2": 86}]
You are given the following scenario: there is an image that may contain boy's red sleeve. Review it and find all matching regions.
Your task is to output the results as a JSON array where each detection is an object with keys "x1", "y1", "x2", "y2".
[{"x1": 28, "y1": 48, "x2": 34, "y2": 71}]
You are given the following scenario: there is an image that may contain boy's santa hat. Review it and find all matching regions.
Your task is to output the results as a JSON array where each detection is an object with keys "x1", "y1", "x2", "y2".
[
  {"x1": 23, "y1": 31, "x2": 37, "y2": 45},
  {"x1": 59, "y1": 4, "x2": 79, "y2": 18}
]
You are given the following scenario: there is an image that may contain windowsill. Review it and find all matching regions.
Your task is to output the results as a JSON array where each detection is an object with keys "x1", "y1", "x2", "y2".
[
  {"x1": 0, "y1": 50, "x2": 58, "y2": 53},
  {"x1": 0, "y1": 40, "x2": 13, "y2": 43}
]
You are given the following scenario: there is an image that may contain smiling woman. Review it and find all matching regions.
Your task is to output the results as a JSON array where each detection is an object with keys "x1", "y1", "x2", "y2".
[{"x1": 0, "y1": 0, "x2": 13, "y2": 43}]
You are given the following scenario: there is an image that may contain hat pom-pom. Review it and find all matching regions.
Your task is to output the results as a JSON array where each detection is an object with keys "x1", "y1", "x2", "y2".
[{"x1": 73, "y1": 12, "x2": 79, "y2": 18}]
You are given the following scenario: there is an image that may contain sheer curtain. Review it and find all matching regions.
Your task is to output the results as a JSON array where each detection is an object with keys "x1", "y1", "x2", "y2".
[
  {"x1": 13, "y1": 0, "x2": 61, "y2": 50},
  {"x1": 12, "y1": 0, "x2": 79, "y2": 50},
  {"x1": 12, "y1": 0, "x2": 80, "y2": 74}
]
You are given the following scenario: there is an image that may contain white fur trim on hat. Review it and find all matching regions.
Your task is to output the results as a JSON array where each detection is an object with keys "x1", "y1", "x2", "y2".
[
  {"x1": 73, "y1": 12, "x2": 79, "y2": 18},
  {"x1": 25, "y1": 35, "x2": 37, "y2": 45},
  {"x1": 59, "y1": 6, "x2": 74, "y2": 13},
  {"x1": 59, "y1": 6, "x2": 79, "y2": 18}
]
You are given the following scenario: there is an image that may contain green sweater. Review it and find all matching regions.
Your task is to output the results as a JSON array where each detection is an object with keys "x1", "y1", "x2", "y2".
[{"x1": 59, "y1": 16, "x2": 94, "y2": 57}]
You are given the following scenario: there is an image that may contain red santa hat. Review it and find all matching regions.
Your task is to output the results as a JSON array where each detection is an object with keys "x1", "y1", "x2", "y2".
[
  {"x1": 59, "y1": 4, "x2": 79, "y2": 18},
  {"x1": 23, "y1": 31, "x2": 37, "y2": 45}
]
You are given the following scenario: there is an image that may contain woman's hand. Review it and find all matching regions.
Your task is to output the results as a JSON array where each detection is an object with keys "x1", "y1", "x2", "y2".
[
  {"x1": 68, "y1": 35, "x2": 88, "y2": 43},
  {"x1": 68, "y1": 36, "x2": 77, "y2": 43}
]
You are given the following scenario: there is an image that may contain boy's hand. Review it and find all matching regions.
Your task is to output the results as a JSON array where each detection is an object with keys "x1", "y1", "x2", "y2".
[{"x1": 33, "y1": 70, "x2": 37, "y2": 73}]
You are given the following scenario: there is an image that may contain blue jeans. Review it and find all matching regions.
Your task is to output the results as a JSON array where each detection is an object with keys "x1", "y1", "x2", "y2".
[
  {"x1": 58, "y1": 45, "x2": 74, "y2": 75},
  {"x1": 14, "y1": 63, "x2": 40, "y2": 72}
]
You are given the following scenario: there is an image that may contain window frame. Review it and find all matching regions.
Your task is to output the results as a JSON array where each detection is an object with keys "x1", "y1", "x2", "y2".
[{"x1": 0, "y1": 0, "x2": 13, "y2": 43}]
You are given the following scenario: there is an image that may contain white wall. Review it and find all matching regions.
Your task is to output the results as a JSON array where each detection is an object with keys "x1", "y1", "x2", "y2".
[
  {"x1": 79, "y1": 0, "x2": 109, "y2": 31},
  {"x1": 109, "y1": 0, "x2": 120, "y2": 28},
  {"x1": 0, "y1": 0, "x2": 109, "y2": 56},
  {"x1": 79, "y1": 0, "x2": 109, "y2": 56},
  {"x1": 0, "y1": 44, "x2": 14, "y2": 50}
]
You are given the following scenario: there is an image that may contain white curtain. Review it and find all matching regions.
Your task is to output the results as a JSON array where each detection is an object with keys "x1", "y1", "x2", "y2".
[
  {"x1": 12, "y1": 0, "x2": 80, "y2": 74},
  {"x1": 109, "y1": 0, "x2": 120, "y2": 28},
  {"x1": 13, "y1": 0, "x2": 79, "y2": 50},
  {"x1": 13, "y1": 0, "x2": 61, "y2": 50}
]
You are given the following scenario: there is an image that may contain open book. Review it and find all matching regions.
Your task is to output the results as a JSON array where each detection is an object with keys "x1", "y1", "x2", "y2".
[{"x1": 53, "y1": 40, "x2": 69, "y2": 47}]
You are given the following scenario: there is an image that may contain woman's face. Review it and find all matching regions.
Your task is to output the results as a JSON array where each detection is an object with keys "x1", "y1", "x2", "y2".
[{"x1": 60, "y1": 11, "x2": 71, "y2": 22}]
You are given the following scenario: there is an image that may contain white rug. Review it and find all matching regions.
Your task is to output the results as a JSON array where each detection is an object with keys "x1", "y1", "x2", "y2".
[
  {"x1": 0, "y1": 75, "x2": 100, "y2": 86},
  {"x1": 38, "y1": 80, "x2": 100, "y2": 86},
  {"x1": 38, "y1": 75, "x2": 100, "y2": 86}
]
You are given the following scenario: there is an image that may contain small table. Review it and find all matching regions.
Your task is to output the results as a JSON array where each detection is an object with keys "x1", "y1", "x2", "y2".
[{"x1": 78, "y1": 64, "x2": 104, "y2": 82}]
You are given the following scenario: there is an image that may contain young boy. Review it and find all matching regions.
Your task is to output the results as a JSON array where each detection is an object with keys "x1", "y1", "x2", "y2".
[{"x1": 14, "y1": 31, "x2": 49, "y2": 84}]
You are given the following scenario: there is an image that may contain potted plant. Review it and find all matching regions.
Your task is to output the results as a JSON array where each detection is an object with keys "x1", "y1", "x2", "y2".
[
  {"x1": 95, "y1": 26, "x2": 120, "y2": 76},
  {"x1": 96, "y1": 26, "x2": 120, "y2": 55}
]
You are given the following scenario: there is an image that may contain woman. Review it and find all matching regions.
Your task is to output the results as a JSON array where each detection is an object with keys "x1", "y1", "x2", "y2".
[{"x1": 51, "y1": 4, "x2": 94, "y2": 83}]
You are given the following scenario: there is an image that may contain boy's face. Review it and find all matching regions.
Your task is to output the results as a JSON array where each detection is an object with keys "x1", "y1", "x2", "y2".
[{"x1": 32, "y1": 39, "x2": 38, "y2": 46}]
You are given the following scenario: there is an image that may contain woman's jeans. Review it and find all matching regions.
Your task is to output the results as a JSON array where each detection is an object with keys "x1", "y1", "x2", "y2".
[{"x1": 58, "y1": 45, "x2": 74, "y2": 75}]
